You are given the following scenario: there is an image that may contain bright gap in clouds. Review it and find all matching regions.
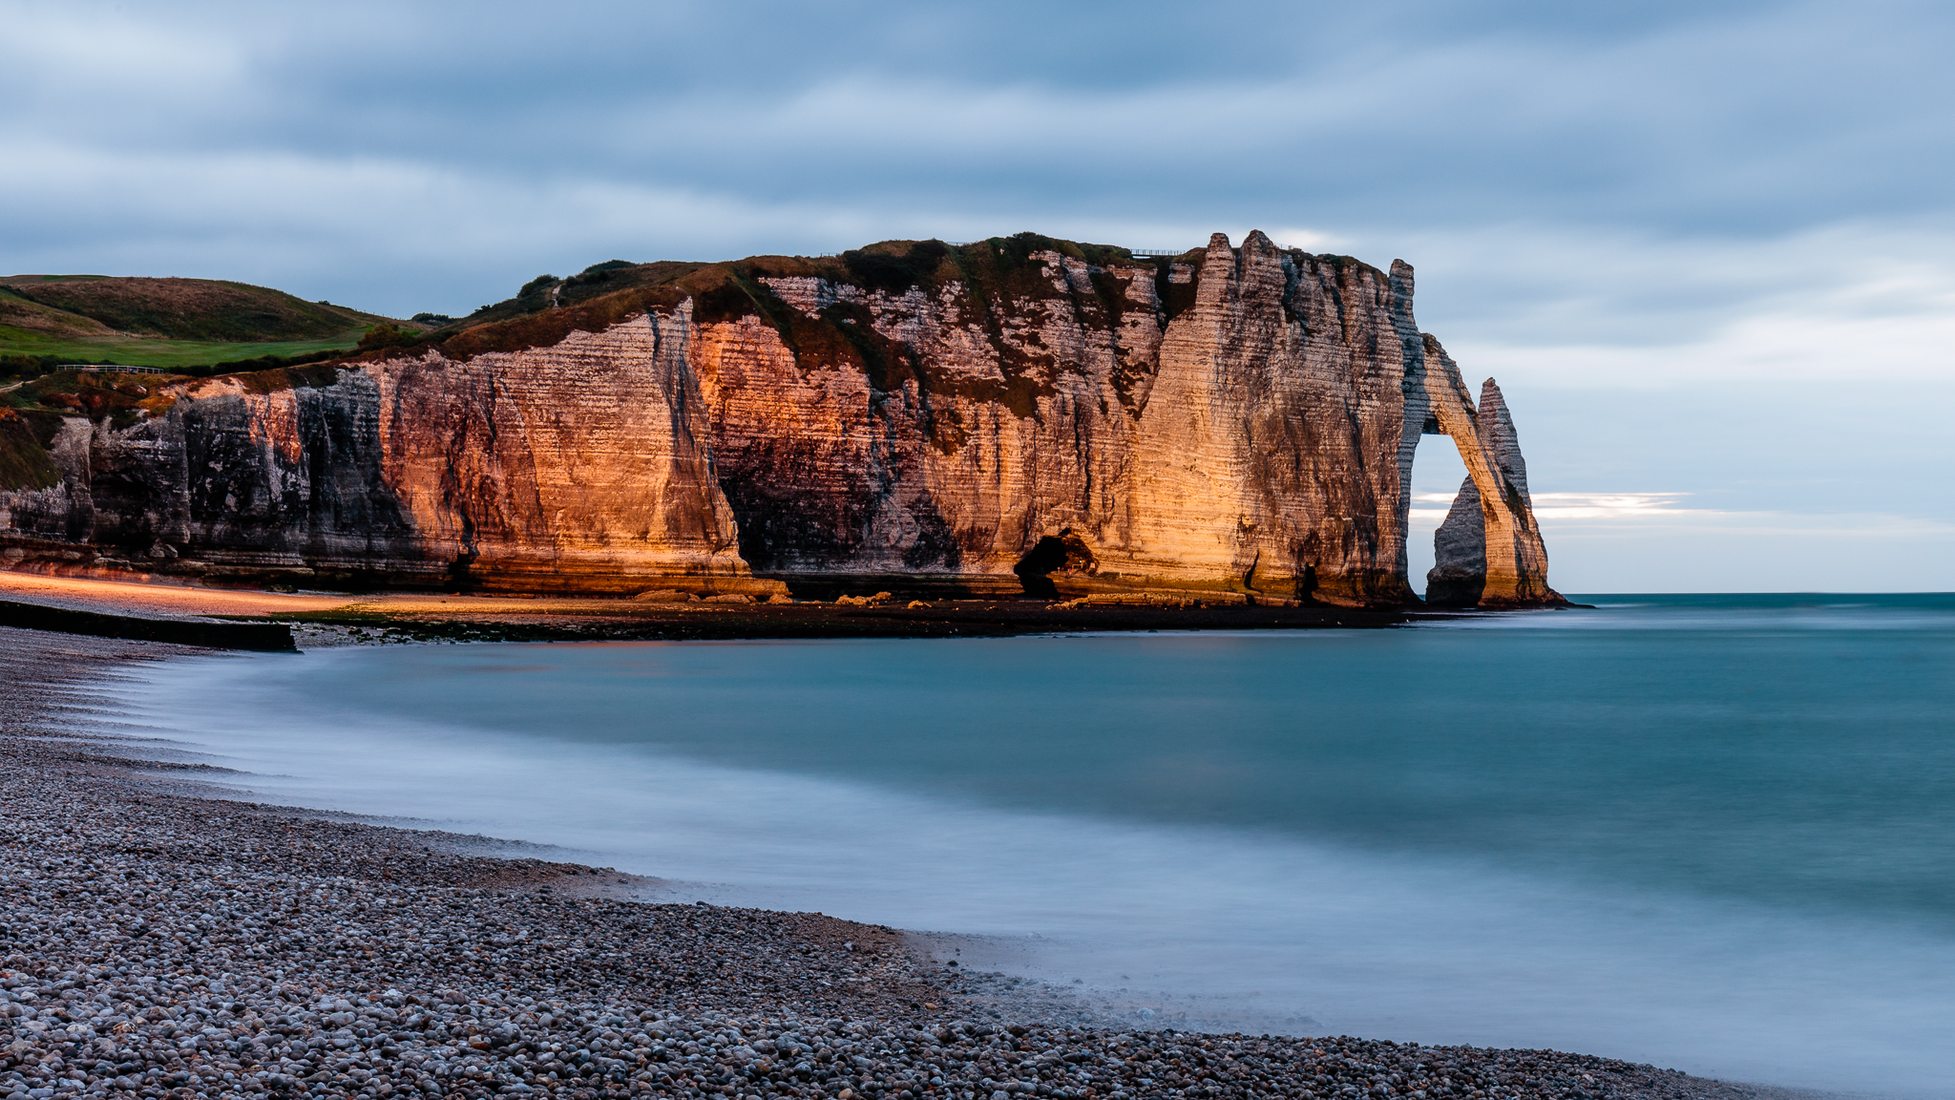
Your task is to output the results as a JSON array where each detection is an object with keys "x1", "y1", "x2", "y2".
[{"x1": 1405, "y1": 427, "x2": 1715, "y2": 597}]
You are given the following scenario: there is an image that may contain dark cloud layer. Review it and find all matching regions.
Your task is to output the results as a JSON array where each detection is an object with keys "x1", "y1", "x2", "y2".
[{"x1": 7, "y1": 1, "x2": 1950, "y2": 310}]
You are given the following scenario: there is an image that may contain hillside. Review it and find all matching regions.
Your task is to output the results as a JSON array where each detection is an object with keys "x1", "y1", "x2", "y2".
[{"x1": 0, "y1": 275, "x2": 411, "y2": 372}]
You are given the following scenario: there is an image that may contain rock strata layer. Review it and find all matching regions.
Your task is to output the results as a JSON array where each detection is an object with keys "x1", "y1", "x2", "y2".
[{"x1": 0, "y1": 233, "x2": 1559, "y2": 607}]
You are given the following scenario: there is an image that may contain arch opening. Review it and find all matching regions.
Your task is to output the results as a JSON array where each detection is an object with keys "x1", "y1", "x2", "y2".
[{"x1": 1407, "y1": 433, "x2": 1470, "y2": 600}]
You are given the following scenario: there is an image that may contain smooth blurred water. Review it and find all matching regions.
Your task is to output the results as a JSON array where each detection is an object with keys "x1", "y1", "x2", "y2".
[{"x1": 102, "y1": 595, "x2": 1955, "y2": 1097}]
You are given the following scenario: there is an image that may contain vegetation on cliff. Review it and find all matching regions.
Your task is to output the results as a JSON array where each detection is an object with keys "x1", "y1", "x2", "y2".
[
  {"x1": 0, "y1": 275, "x2": 418, "y2": 371},
  {"x1": 4, "y1": 236, "x2": 1375, "y2": 403},
  {"x1": 406, "y1": 234, "x2": 1306, "y2": 421},
  {"x1": 0, "y1": 408, "x2": 60, "y2": 491}
]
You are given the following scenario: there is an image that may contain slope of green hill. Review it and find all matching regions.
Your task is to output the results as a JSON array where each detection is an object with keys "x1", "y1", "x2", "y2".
[{"x1": 0, "y1": 275, "x2": 411, "y2": 370}]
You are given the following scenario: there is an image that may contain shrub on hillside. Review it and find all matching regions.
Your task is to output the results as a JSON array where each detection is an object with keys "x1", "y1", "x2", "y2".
[
  {"x1": 356, "y1": 322, "x2": 422, "y2": 351},
  {"x1": 1, "y1": 353, "x2": 62, "y2": 384}
]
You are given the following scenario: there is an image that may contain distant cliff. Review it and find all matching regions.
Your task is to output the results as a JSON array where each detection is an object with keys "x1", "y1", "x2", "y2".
[{"x1": 0, "y1": 232, "x2": 1561, "y2": 608}]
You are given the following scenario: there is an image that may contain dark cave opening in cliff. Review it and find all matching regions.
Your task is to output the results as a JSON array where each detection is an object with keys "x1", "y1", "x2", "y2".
[{"x1": 1013, "y1": 532, "x2": 1098, "y2": 599}]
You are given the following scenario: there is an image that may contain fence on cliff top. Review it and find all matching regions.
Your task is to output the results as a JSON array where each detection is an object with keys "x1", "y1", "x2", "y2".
[{"x1": 809, "y1": 244, "x2": 1190, "y2": 258}]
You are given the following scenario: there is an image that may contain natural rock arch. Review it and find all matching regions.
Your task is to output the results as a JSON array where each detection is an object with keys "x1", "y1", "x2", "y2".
[{"x1": 1402, "y1": 342, "x2": 1562, "y2": 608}]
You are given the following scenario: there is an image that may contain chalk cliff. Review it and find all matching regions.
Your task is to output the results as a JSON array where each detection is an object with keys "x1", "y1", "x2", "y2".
[{"x1": 0, "y1": 232, "x2": 1560, "y2": 606}]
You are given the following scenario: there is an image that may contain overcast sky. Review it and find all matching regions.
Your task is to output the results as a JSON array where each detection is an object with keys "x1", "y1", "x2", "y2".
[{"x1": 4, "y1": 0, "x2": 1949, "y2": 592}]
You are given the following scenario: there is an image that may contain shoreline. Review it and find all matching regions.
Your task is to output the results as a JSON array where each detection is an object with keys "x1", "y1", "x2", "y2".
[
  {"x1": 1, "y1": 625, "x2": 1787, "y2": 1098},
  {"x1": 0, "y1": 568, "x2": 1457, "y2": 650}
]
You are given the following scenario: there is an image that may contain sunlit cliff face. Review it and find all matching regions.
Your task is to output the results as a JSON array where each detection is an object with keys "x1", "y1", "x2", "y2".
[{"x1": 0, "y1": 234, "x2": 1558, "y2": 607}]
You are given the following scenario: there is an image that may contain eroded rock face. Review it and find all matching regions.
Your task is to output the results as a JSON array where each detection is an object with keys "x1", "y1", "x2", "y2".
[
  {"x1": 1426, "y1": 377, "x2": 1563, "y2": 608},
  {"x1": 2, "y1": 316, "x2": 751, "y2": 592},
  {"x1": 0, "y1": 234, "x2": 1561, "y2": 606}
]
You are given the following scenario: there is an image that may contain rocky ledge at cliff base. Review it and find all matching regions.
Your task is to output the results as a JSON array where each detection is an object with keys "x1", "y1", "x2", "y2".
[{"x1": 0, "y1": 233, "x2": 1561, "y2": 608}]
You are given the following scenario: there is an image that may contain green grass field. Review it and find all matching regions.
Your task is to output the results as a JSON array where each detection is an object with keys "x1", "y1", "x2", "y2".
[
  {"x1": 0, "y1": 274, "x2": 413, "y2": 372},
  {"x1": 0, "y1": 323, "x2": 372, "y2": 369}
]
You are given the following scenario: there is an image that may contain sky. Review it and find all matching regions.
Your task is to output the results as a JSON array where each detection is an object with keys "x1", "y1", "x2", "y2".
[{"x1": 3, "y1": 0, "x2": 1950, "y2": 592}]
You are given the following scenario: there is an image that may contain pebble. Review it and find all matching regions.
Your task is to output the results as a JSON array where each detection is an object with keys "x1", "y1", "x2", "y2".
[{"x1": 0, "y1": 627, "x2": 1778, "y2": 1099}]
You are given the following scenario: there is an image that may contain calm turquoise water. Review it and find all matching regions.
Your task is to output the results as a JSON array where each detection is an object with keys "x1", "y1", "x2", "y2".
[{"x1": 105, "y1": 595, "x2": 1955, "y2": 1097}]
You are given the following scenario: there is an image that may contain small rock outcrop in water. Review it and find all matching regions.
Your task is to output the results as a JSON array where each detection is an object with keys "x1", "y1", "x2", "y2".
[{"x1": 0, "y1": 233, "x2": 1559, "y2": 607}]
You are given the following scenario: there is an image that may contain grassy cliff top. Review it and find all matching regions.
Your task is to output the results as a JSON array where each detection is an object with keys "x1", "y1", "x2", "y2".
[
  {"x1": 0, "y1": 275, "x2": 410, "y2": 370},
  {"x1": 2, "y1": 234, "x2": 1384, "y2": 407},
  {"x1": 421, "y1": 232, "x2": 1387, "y2": 359},
  {"x1": 415, "y1": 234, "x2": 1222, "y2": 363}
]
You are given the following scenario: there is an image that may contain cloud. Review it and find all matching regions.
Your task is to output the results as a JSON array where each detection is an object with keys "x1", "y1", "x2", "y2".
[
  {"x1": 5, "y1": 2, "x2": 1953, "y2": 322},
  {"x1": 1414, "y1": 487, "x2": 1955, "y2": 540},
  {"x1": 1407, "y1": 486, "x2": 1955, "y2": 592},
  {"x1": 0, "y1": 7, "x2": 245, "y2": 86},
  {"x1": 8, "y1": 4, "x2": 1953, "y2": 231},
  {"x1": 1538, "y1": 507, "x2": 1955, "y2": 593},
  {"x1": 1470, "y1": 298, "x2": 1955, "y2": 389},
  {"x1": 1410, "y1": 492, "x2": 1698, "y2": 523},
  {"x1": 2, "y1": 0, "x2": 1950, "y2": 591},
  {"x1": 1547, "y1": 512, "x2": 1955, "y2": 539}
]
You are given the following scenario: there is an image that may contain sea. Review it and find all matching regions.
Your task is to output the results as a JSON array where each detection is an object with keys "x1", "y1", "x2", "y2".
[{"x1": 93, "y1": 594, "x2": 1955, "y2": 1098}]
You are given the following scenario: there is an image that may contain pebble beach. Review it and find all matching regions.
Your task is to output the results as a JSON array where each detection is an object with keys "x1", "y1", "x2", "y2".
[{"x1": 1, "y1": 626, "x2": 1784, "y2": 1099}]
